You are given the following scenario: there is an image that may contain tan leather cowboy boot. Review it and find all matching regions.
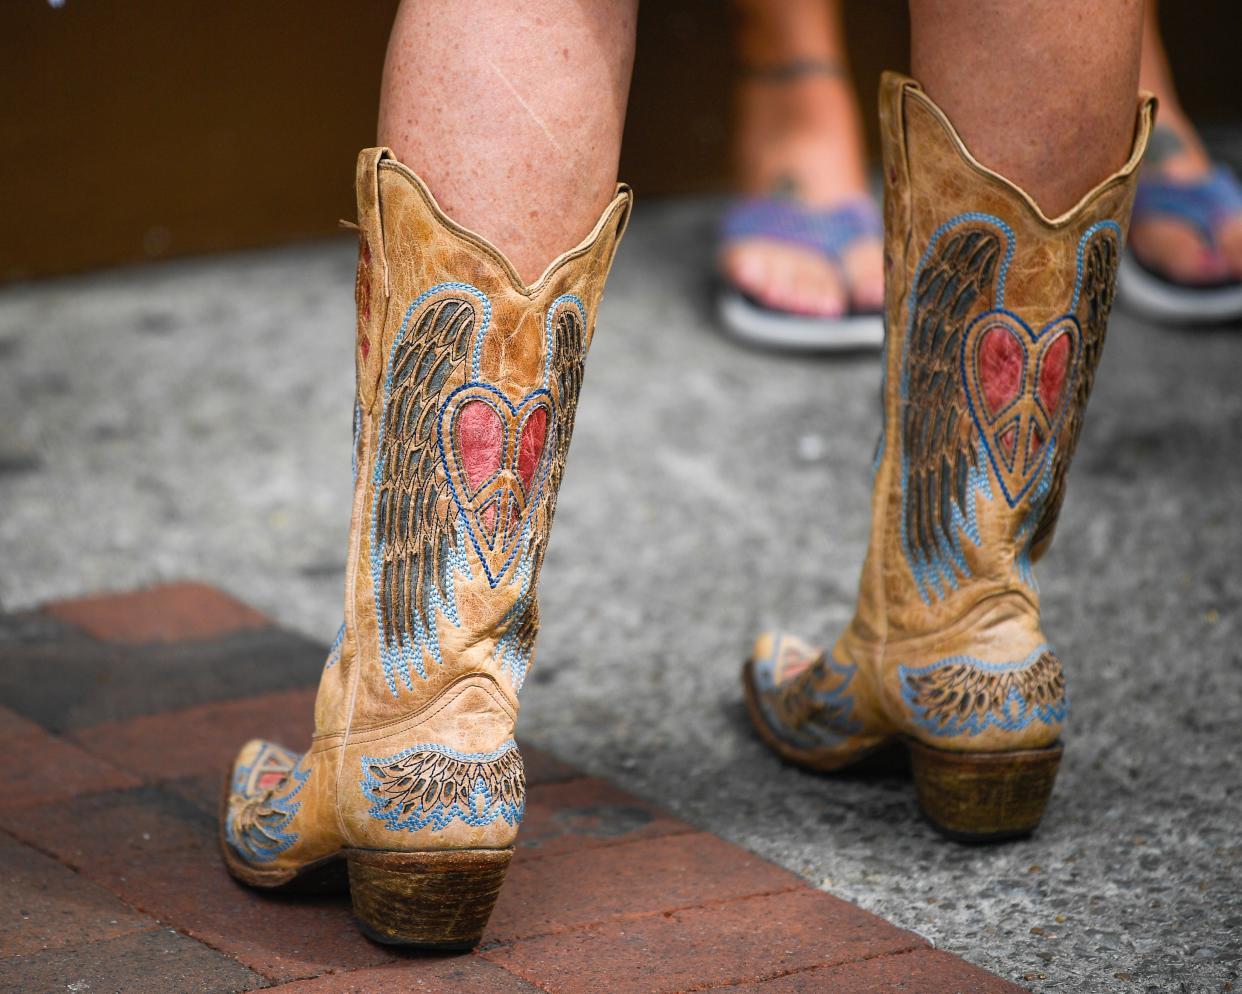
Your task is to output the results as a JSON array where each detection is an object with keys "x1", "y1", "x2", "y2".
[
  {"x1": 220, "y1": 148, "x2": 631, "y2": 946},
  {"x1": 743, "y1": 73, "x2": 1154, "y2": 841}
]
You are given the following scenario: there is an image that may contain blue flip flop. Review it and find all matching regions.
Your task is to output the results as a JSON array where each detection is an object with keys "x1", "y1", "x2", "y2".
[
  {"x1": 1118, "y1": 164, "x2": 1242, "y2": 324},
  {"x1": 717, "y1": 195, "x2": 885, "y2": 351}
]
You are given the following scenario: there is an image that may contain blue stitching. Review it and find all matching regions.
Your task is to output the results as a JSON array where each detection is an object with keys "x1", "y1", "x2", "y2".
[
  {"x1": 351, "y1": 399, "x2": 362, "y2": 482},
  {"x1": 1013, "y1": 452, "x2": 1054, "y2": 590},
  {"x1": 899, "y1": 214, "x2": 1014, "y2": 605},
  {"x1": 1031, "y1": 319, "x2": 1079, "y2": 423},
  {"x1": 755, "y1": 652, "x2": 864, "y2": 750},
  {"x1": 368, "y1": 286, "x2": 584, "y2": 697},
  {"x1": 437, "y1": 382, "x2": 554, "y2": 588},
  {"x1": 993, "y1": 414, "x2": 1021, "y2": 473},
  {"x1": 359, "y1": 741, "x2": 524, "y2": 832},
  {"x1": 959, "y1": 309, "x2": 1081, "y2": 508},
  {"x1": 900, "y1": 644, "x2": 1066, "y2": 737},
  {"x1": 226, "y1": 752, "x2": 310, "y2": 863},
  {"x1": 370, "y1": 284, "x2": 488, "y2": 697},
  {"x1": 1071, "y1": 221, "x2": 1122, "y2": 308},
  {"x1": 1021, "y1": 416, "x2": 1043, "y2": 476},
  {"x1": 324, "y1": 622, "x2": 345, "y2": 669},
  {"x1": 899, "y1": 214, "x2": 1120, "y2": 603},
  {"x1": 493, "y1": 574, "x2": 536, "y2": 691},
  {"x1": 544, "y1": 294, "x2": 586, "y2": 384}
]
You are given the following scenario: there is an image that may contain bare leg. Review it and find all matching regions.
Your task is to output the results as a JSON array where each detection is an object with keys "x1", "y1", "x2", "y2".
[
  {"x1": 722, "y1": 0, "x2": 883, "y2": 317},
  {"x1": 910, "y1": 0, "x2": 1143, "y2": 217},
  {"x1": 1130, "y1": 0, "x2": 1242, "y2": 282},
  {"x1": 378, "y1": 0, "x2": 638, "y2": 284}
]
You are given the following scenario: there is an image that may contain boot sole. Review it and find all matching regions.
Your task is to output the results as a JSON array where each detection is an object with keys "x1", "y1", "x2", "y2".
[
  {"x1": 219, "y1": 773, "x2": 510, "y2": 948},
  {"x1": 346, "y1": 847, "x2": 512, "y2": 949},
  {"x1": 742, "y1": 658, "x2": 1061, "y2": 842},
  {"x1": 906, "y1": 737, "x2": 1061, "y2": 843}
]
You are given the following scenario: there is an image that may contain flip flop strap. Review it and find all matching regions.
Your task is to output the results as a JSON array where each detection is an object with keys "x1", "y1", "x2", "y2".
[
  {"x1": 720, "y1": 196, "x2": 882, "y2": 261},
  {"x1": 1133, "y1": 165, "x2": 1242, "y2": 248}
]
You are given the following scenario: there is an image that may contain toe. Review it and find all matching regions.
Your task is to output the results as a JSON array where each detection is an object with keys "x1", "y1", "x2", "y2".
[
  {"x1": 791, "y1": 253, "x2": 847, "y2": 316},
  {"x1": 723, "y1": 240, "x2": 846, "y2": 316},
  {"x1": 722, "y1": 243, "x2": 767, "y2": 298},
  {"x1": 1131, "y1": 218, "x2": 1228, "y2": 285},
  {"x1": 1217, "y1": 215, "x2": 1242, "y2": 281},
  {"x1": 841, "y1": 237, "x2": 885, "y2": 313}
]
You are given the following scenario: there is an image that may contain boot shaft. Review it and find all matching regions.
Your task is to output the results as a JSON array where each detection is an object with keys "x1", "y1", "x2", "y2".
[
  {"x1": 865, "y1": 74, "x2": 1155, "y2": 640},
  {"x1": 321, "y1": 149, "x2": 631, "y2": 738}
]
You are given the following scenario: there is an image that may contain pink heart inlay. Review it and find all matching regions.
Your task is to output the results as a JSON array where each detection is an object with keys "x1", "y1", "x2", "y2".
[
  {"x1": 457, "y1": 400, "x2": 503, "y2": 494},
  {"x1": 1038, "y1": 332, "x2": 1072, "y2": 414},
  {"x1": 978, "y1": 325, "x2": 1024, "y2": 417},
  {"x1": 517, "y1": 407, "x2": 548, "y2": 491}
]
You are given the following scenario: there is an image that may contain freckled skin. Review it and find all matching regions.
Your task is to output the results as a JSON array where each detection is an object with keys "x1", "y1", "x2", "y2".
[
  {"x1": 723, "y1": 0, "x2": 885, "y2": 317},
  {"x1": 910, "y1": 0, "x2": 1143, "y2": 218},
  {"x1": 378, "y1": 0, "x2": 638, "y2": 286},
  {"x1": 377, "y1": 0, "x2": 1146, "y2": 289}
]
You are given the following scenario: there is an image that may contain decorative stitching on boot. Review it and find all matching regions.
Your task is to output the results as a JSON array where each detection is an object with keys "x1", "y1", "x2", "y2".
[
  {"x1": 359, "y1": 740, "x2": 525, "y2": 831},
  {"x1": 752, "y1": 639, "x2": 864, "y2": 750},
  {"x1": 1030, "y1": 223, "x2": 1121, "y2": 550},
  {"x1": 370, "y1": 284, "x2": 486, "y2": 694},
  {"x1": 370, "y1": 285, "x2": 589, "y2": 695},
  {"x1": 899, "y1": 645, "x2": 1067, "y2": 737},
  {"x1": 324, "y1": 622, "x2": 345, "y2": 669},
  {"x1": 226, "y1": 745, "x2": 310, "y2": 864},
  {"x1": 898, "y1": 215, "x2": 1122, "y2": 603}
]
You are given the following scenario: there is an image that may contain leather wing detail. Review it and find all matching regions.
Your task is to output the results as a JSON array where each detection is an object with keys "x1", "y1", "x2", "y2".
[
  {"x1": 374, "y1": 297, "x2": 476, "y2": 650},
  {"x1": 364, "y1": 745, "x2": 525, "y2": 819},
  {"x1": 506, "y1": 302, "x2": 588, "y2": 666},
  {"x1": 1030, "y1": 226, "x2": 1120, "y2": 557},
  {"x1": 903, "y1": 225, "x2": 1004, "y2": 571}
]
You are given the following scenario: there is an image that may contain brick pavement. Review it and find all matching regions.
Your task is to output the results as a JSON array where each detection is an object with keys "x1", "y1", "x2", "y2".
[{"x1": 0, "y1": 584, "x2": 1026, "y2": 993}]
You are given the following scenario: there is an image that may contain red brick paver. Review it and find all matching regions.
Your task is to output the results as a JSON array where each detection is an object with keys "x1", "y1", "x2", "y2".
[
  {"x1": 0, "y1": 706, "x2": 139, "y2": 811},
  {"x1": 0, "y1": 927, "x2": 263, "y2": 994},
  {"x1": 488, "y1": 832, "x2": 804, "y2": 944},
  {"x1": 0, "y1": 786, "x2": 392, "y2": 982},
  {"x1": 70, "y1": 686, "x2": 316, "y2": 782},
  {"x1": 712, "y1": 949, "x2": 1028, "y2": 993},
  {"x1": 515, "y1": 776, "x2": 696, "y2": 863},
  {"x1": 1, "y1": 584, "x2": 1029, "y2": 993},
  {"x1": 0, "y1": 830, "x2": 153, "y2": 958},
  {"x1": 46, "y1": 581, "x2": 269, "y2": 644},
  {"x1": 264, "y1": 957, "x2": 541, "y2": 993},
  {"x1": 483, "y1": 888, "x2": 925, "y2": 994}
]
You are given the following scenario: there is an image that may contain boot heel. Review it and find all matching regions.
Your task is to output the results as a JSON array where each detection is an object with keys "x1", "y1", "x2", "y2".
[
  {"x1": 345, "y1": 848, "x2": 512, "y2": 949},
  {"x1": 907, "y1": 739, "x2": 1062, "y2": 843}
]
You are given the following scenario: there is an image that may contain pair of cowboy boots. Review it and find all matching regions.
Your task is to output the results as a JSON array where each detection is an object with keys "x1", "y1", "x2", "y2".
[{"x1": 221, "y1": 73, "x2": 1154, "y2": 946}]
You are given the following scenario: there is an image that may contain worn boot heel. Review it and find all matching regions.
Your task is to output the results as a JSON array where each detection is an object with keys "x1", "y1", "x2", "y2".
[
  {"x1": 907, "y1": 739, "x2": 1062, "y2": 843},
  {"x1": 346, "y1": 848, "x2": 512, "y2": 949}
]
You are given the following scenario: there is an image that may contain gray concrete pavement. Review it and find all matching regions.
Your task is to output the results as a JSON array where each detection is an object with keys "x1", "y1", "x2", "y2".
[{"x1": 1, "y1": 199, "x2": 1239, "y2": 993}]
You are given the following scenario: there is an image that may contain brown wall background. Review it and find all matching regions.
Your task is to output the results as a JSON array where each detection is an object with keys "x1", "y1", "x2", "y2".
[{"x1": 3, "y1": 2, "x2": 1238, "y2": 283}]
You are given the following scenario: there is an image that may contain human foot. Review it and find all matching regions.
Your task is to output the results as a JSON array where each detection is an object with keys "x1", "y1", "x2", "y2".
[
  {"x1": 1128, "y1": 122, "x2": 1242, "y2": 286},
  {"x1": 721, "y1": 67, "x2": 883, "y2": 319}
]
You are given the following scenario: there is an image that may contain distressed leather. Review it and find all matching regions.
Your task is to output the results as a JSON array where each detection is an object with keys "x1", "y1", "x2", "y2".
[
  {"x1": 223, "y1": 149, "x2": 631, "y2": 881},
  {"x1": 746, "y1": 74, "x2": 1155, "y2": 765}
]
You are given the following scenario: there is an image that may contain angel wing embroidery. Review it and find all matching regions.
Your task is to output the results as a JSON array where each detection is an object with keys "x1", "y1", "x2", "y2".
[
  {"x1": 1030, "y1": 225, "x2": 1120, "y2": 556},
  {"x1": 373, "y1": 295, "x2": 476, "y2": 669},
  {"x1": 492, "y1": 300, "x2": 588, "y2": 687},
  {"x1": 902, "y1": 224, "x2": 1004, "y2": 599},
  {"x1": 361, "y1": 742, "x2": 525, "y2": 831},
  {"x1": 900, "y1": 648, "x2": 1066, "y2": 736}
]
